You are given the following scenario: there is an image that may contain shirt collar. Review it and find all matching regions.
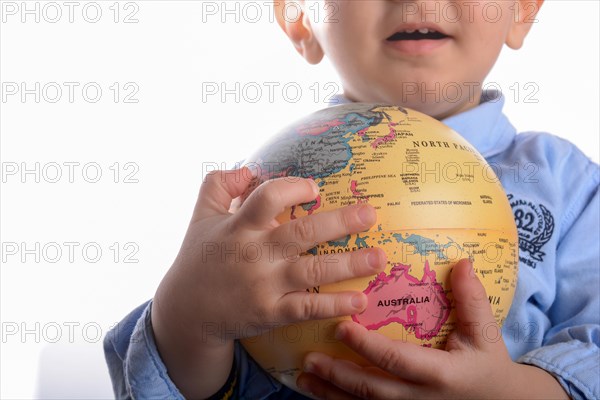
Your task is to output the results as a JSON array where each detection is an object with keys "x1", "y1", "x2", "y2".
[{"x1": 330, "y1": 90, "x2": 516, "y2": 159}]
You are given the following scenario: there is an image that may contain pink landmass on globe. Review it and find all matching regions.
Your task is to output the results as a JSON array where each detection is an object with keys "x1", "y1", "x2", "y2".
[
  {"x1": 350, "y1": 180, "x2": 368, "y2": 203},
  {"x1": 297, "y1": 119, "x2": 346, "y2": 136},
  {"x1": 352, "y1": 261, "x2": 451, "y2": 340},
  {"x1": 371, "y1": 123, "x2": 397, "y2": 149}
]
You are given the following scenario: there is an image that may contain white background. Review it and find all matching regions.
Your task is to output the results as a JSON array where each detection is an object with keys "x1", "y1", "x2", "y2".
[{"x1": 1, "y1": 0, "x2": 598, "y2": 398}]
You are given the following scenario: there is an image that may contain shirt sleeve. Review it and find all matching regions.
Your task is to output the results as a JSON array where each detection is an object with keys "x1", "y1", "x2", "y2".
[
  {"x1": 103, "y1": 299, "x2": 314, "y2": 399},
  {"x1": 103, "y1": 300, "x2": 186, "y2": 399},
  {"x1": 518, "y1": 183, "x2": 600, "y2": 399}
]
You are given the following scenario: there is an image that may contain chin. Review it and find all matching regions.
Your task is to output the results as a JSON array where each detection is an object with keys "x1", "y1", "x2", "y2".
[
  {"x1": 344, "y1": 87, "x2": 475, "y2": 120},
  {"x1": 375, "y1": 96, "x2": 459, "y2": 120},
  {"x1": 380, "y1": 90, "x2": 479, "y2": 120},
  {"x1": 395, "y1": 101, "x2": 456, "y2": 120}
]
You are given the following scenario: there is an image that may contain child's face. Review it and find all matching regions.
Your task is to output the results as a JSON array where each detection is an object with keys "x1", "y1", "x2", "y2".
[{"x1": 284, "y1": 0, "x2": 540, "y2": 119}]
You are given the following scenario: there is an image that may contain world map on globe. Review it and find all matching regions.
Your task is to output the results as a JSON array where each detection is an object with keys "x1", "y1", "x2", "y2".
[{"x1": 239, "y1": 103, "x2": 519, "y2": 393}]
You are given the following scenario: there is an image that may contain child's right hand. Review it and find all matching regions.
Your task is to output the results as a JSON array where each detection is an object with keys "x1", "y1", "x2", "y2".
[{"x1": 151, "y1": 167, "x2": 386, "y2": 398}]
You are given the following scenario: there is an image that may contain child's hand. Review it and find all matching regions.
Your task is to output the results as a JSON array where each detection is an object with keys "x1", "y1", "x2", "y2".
[
  {"x1": 297, "y1": 259, "x2": 569, "y2": 400},
  {"x1": 151, "y1": 167, "x2": 386, "y2": 398}
]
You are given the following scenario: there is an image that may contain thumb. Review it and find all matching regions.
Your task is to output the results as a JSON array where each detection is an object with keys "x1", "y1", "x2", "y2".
[
  {"x1": 193, "y1": 167, "x2": 255, "y2": 219},
  {"x1": 449, "y1": 259, "x2": 498, "y2": 350}
]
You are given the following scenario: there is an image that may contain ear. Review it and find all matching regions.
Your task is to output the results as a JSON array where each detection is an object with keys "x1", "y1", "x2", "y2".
[
  {"x1": 506, "y1": 0, "x2": 544, "y2": 49},
  {"x1": 274, "y1": 0, "x2": 324, "y2": 64}
]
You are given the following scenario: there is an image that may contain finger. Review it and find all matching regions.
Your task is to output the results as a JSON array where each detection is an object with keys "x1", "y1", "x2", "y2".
[
  {"x1": 449, "y1": 259, "x2": 498, "y2": 350},
  {"x1": 300, "y1": 353, "x2": 411, "y2": 399},
  {"x1": 269, "y1": 203, "x2": 377, "y2": 253},
  {"x1": 228, "y1": 196, "x2": 242, "y2": 214},
  {"x1": 297, "y1": 371, "x2": 363, "y2": 400},
  {"x1": 275, "y1": 291, "x2": 367, "y2": 323},
  {"x1": 194, "y1": 168, "x2": 254, "y2": 219},
  {"x1": 234, "y1": 177, "x2": 319, "y2": 230},
  {"x1": 282, "y1": 247, "x2": 386, "y2": 291},
  {"x1": 333, "y1": 321, "x2": 449, "y2": 383}
]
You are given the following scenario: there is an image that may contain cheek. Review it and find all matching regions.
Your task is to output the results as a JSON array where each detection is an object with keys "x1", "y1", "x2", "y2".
[
  {"x1": 457, "y1": 20, "x2": 512, "y2": 72},
  {"x1": 317, "y1": 1, "x2": 382, "y2": 52},
  {"x1": 317, "y1": 22, "x2": 379, "y2": 77},
  {"x1": 466, "y1": 2, "x2": 515, "y2": 48}
]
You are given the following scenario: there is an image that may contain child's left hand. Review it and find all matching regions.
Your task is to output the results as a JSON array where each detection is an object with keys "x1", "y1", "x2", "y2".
[{"x1": 296, "y1": 259, "x2": 569, "y2": 399}]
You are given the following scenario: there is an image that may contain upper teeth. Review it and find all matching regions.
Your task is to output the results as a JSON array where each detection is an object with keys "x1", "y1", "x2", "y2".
[{"x1": 401, "y1": 28, "x2": 436, "y2": 34}]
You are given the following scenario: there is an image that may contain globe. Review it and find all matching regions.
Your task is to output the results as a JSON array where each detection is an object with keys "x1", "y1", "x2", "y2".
[{"x1": 239, "y1": 103, "x2": 518, "y2": 394}]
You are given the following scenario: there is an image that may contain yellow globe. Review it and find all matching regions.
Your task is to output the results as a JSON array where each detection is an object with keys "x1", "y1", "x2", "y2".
[{"x1": 240, "y1": 103, "x2": 518, "y2": 393}]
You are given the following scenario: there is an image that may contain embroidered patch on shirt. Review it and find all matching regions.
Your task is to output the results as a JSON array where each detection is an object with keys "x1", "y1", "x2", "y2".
[{"x1": 507, "y1": 194, "x2": 555, "y2": 269}]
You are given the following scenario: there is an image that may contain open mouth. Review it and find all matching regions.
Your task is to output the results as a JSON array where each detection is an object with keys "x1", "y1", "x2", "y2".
[{"x1": 387, "y1": 29, "x2": 449, "y2": 41}]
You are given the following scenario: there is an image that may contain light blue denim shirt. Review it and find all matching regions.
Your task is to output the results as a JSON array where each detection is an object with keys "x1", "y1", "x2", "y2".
[{"x1": 104, "y1": 92, "x2": 600, "y2": 399}]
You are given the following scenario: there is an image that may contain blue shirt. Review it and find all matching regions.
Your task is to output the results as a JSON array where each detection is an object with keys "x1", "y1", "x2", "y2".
[{"x1": 104, "y1": 92, "x2": 600, "y2": 399}]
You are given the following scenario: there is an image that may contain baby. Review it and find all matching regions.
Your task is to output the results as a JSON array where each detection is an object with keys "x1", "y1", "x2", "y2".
[{"x1": 104, "y1": 1, "x2": 599, "y2": 399}]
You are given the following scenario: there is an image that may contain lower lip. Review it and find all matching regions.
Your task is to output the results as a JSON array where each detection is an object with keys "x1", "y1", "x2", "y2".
[{"x1": 385, "y1": 38, "x2": 451, "y2": 55}]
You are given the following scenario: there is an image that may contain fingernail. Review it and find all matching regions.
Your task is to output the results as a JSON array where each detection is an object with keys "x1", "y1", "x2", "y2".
[
  {"x1": 467, "y1": 260, "x2": 475, "y2": 277},
  {"x1": 368, "y1": 249, "x2": 382, "y2": 270},
  {"x1": 309, "y1": 179, "x2": 319, "y2": 197},
  {"x1": 351, "y1": 293, "x2": 366, "y2": 310},
  {"x1": 358, "y1": 205, "x2": 374, "y2": 225},
  {"x1": 335, "y1": 325, "x2": 346, "y2": 340},
  {"x1": 246, "y1": 163, "x2": 260, "y2": 178},
  {"x1": 303, "y1": 361, "x2": 314, "y2": 373}
]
